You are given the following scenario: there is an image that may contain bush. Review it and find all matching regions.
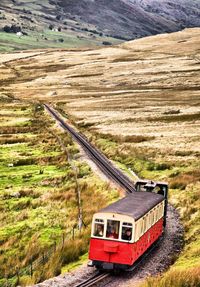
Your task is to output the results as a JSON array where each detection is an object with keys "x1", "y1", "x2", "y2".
[
  {"x1": 49, "y1": 24, "x2": 54, "y2": 30},
  {"x1": 22, "y1": 8, "x2": 32, "y2": 14},
  {"x1": 170, "y1": 172, "x2": 199, "y2": 190},
  {"x1": 14, "y1": 158, "x2": 35, "y2": 166},
  {"x1": 56, "y1": 15, "x2": 62, "y2": 20},
  {"x1": 147, "y1": 162, "x2": 171, "y2": 171},
  {"x1": 61, "y1": 238, "x2": 89, "y2": 265},
  {"x1": 3, "y1": 24, "x2": 21, "y2": 33},
  {"x1": 18, "y1": 275, "x2": 34, "y2": 286},
  {"x1": 102, "y1": 41, "x2": 112, "y2": 45},
  {"x1": 3, "y1": 25, "x2": 11, "y2": 33}
]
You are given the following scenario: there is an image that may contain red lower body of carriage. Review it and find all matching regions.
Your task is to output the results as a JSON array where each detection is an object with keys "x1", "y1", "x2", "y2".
[{"x1": 89, "y1": 218, "x2": 163, "y2": 270}]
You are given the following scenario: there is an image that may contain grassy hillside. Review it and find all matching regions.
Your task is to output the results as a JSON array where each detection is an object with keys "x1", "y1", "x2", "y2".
[
  {"x1": 0, "y1": 96, "x2": 118, "y2": 286},
  {"x1": 0, "y1": 0, "x2": 200, "y2": 51},
  {"x1": 0, "y1": 28, "x2": 199, "y2": 285},
  {"x1": 84, "y1": 126, "x2": 200, "y2": 287},
  {"x1": 59, "y1": 0, "x2": 200, "y2": 39},
  {"x1": 0, "y1": 0, "x2": 120, "y2": 52}
]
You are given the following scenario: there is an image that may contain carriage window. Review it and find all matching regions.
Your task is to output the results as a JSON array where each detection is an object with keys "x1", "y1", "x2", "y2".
[
  {"x1": 122, "y1": 227, "x2": 132, "y2": 241},
  {"x1": 122, "y1": 222, "x2": 132, "y2": 227},
  {"x1": 146, "y1": 214, "x2": 150, "y2": 231},
  {"x1": 155, "y1": 207, "x2": 159, "y2": 222},
  {"x1": 139, "y1": 222, "x2": 142, "y2": 237},
  {"x1": 158, "y1": 205, "x2": 162, "y2": 218},
  {"x1": 151, "y1": 210, "x2": 154, "y2": 225},
  {"x1": 93, "y1": 219, "x2": 104, "y2": 237},
  {"x1": 142, "y1": 217, "x2": 145, "y2": 233},
  {"x1": 121, "y1": 222, "x2": 132, "y2": 241},
  {"x1": 106, "y1": 220, "x2": 120, "y2": 239}
]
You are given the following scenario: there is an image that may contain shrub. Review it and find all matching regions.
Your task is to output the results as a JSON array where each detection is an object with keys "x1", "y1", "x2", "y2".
[
  {"x1": 56, "y1": 15, "x2": 62, "y2": 20},
  {"x1": 18, "y1": 275, "x2": 34, "y2": 286},
  {"x1": 11, "y1": 25, "x2": 21, "y2": 33},
  {"x1": 22, "y1": 9, "x2": 32, "y2": 14},
  {"x1": 3, "y1": 25, "x2": 11, "y2": 33},
  {"x1": 49, "y1": 24, "x2": 54, "y2": 30},
  {"x1": 14, "y1": 158, "x2": 35, "y2": 166},
  {"x1": 102, "y1": 41, "x2": 112, "y2": 45},
  {"x1": 61, "y1": 238, "x2": 89, "y2": 265},
  {"x1": 147, "y1": 162, "x2": 171, "y2": 171},
  {"x1": 170, "y1": 173, "x2": 199, "y2": 190}
]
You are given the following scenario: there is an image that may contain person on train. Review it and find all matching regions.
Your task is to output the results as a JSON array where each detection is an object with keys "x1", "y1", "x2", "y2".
[
  {"x1": 122, "y1": 228, "x2": 132, "y2": 241},
  {"x1": 95, "y1": 224, "x2": 104, "y2": 237},
  {"x1": 107, "y1": 227, "x2": 118, "y2": 239}
]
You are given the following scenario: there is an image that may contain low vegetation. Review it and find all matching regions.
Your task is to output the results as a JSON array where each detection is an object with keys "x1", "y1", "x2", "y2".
[
  {"x1": 0, "y1": 0, "x2": 120, "y2": 52},
  {"x1": 141, "y1": 266, "x2": 200, "y2": 287},
  {"x1": 0, "y1": 98, "x2": 118, "y2": 286},
  {"x1": 0, "y1": 28, "x2": 199, "y2": 286},
  {"x1": 73, "y1": 120, "x2": 200, "y2": 286}
]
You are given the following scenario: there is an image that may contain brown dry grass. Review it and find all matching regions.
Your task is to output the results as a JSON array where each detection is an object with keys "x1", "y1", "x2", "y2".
[
  {"x1": 140, "y1": 266, "x2": 200, "y2": 287},
  {"x1": 0, "y1": 28, "x2": 199, "y2": 284}
]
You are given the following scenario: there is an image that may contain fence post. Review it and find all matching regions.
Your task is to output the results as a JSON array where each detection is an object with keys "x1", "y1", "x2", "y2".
[
  {"x1": 16, "y1": 268, "x2": 19, "y2": 286},
  {"x1": 74, "y1": 167, "x2": 83, "y2": 231},
  {"x1": 54, "y1": 241, "x2": 56, "y2": 252},
  {"x1": 43, "y1": 252, "x2": 45, "y2": 264},
  {"x1": 5, "y1": 272, "x2": 8, "y2": 287},
  {"x1": 62, "y1": 233, "x2": 65, "y2": 247},
  {"x1": 30, "y1": 259, "x2": 33, "y2": 277}
]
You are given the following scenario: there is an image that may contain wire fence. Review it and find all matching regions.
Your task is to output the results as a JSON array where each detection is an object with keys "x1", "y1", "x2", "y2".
[
  {"x1": 2, "y1": 226, "x2": 82, "y2": 287},
  {"x1": 1, "y1": 108, "x2": 86, "y2": 286}
]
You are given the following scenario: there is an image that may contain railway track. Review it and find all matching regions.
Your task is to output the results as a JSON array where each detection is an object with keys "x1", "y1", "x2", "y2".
[
  {"x1": 43, "y1": 105, "x2": 171, "y2": 287},
  {"x1": 44, "y1": 104, "x2": 136, "y2": 194},
  {"x1": 73, "y1": 235, "x2": 163, "y2": 287},
  {"x1": 74, "y1": 272, "x2": 110, "y2": 287}
]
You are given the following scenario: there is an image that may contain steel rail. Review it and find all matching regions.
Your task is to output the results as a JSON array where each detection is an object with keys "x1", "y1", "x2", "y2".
[
  {"x1": 44, "y1": 104, "x2": 136, "y2": 194},
  {"x1": 44, "y1": 104, "x2": 165, "y2": 287},
  {"x1": 72, "y1": 235, "x2": 163, "y2": 287},
  {"x1": 74, "y1": 272, "x2": 110, "y2": 287}
]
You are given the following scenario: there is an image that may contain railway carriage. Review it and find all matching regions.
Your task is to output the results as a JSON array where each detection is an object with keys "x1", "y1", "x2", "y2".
[{"x1": 89, "y1": 189, "x2": 167, "y2": 271}]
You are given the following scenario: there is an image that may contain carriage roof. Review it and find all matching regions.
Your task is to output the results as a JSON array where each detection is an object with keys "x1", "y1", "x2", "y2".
[{"x1": 98, "y1": 192, "x2": 164, "y2": 221}]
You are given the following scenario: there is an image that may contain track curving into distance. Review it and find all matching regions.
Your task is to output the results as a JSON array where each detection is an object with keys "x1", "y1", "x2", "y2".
[
  {"x1": 44, "y1": 104, "x2": 136, "y2": 194},
  {"x1": 42, "y1": 105, "x2": 183, "y2": 287}
]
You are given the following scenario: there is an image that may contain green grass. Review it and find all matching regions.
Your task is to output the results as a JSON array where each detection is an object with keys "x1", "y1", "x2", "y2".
[
  {"x1": 0, "y1": 28, "x2": 119, "y2": 52},
  {"x1": 76, "y1": 125, "x2": 200, "y2": 286},
  {"x1": 0, "y1": 31, "x2": 91, "y2": 52},
  {"x1": 61, "y1": 252, "x2": 88, "y2": 273},
  {"x1": 0, "y1": 0, "x2": 122, "y2": 53},
  {"x1": 0, "y1": 100, "x2": 119, "y2": 285}
]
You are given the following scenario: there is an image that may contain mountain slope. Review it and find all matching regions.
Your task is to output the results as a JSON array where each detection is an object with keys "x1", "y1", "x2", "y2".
[
  {"x1": 59, "y1": 0, "x2": 200, "y2": 39},
  {"x1": 0, "y1": 0, "x2": 199, "y2": 51},
  {"x1": 0, "y1": 0, "x2": 119, "y2": 52},
  {"x1": 0, "y1": 27, "x2": 199, "y2": 285}
]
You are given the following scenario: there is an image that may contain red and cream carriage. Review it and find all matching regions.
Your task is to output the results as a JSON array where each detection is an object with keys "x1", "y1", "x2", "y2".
[{"x1": 89, "y1": 183, "x2": 167, "y2": 271}]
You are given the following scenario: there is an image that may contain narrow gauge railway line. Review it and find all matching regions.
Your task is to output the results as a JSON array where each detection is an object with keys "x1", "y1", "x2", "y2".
[
  {"x1": 74, "y1": 272, "x2": 110, "y2": 287},
  {"x1": 44, "y1": 104, "x2": 136, "y2": 194},
  {"x1": 73, "y1": 236, "x2": 163, "y2": 287}
]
